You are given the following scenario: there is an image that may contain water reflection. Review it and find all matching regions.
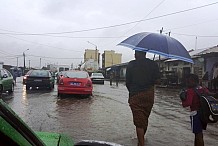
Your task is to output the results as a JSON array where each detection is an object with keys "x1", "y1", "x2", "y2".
[
  {"x1": 55, "y1": 96, "x2": 93, "y2": 140},
  {"x1": 3, "y1": 80, "x2": 218, "y2": 146},
  {"x1": 22, "y1": 85, "x2": 27, "y2": 101}
]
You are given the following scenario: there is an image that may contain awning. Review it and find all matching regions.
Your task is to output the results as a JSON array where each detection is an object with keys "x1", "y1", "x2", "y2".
[{"x1": 106, "y1": 68, "x2": 111, "y2": 71}]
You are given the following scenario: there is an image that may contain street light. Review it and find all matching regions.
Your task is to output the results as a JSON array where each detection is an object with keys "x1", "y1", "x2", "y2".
[
  {"x1": 87, "y1": 41, "x2": 98, "y2": 62},
  {"x1": 23, "y1": 49, "x2": 29, "y2": 75}
]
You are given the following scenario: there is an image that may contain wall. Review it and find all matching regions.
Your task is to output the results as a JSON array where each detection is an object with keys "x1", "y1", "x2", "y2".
[{"x1": 205, "y1": 57, "x2": 218, "y2": 80}]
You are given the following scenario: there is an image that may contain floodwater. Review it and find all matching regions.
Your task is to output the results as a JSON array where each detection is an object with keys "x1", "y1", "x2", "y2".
[{"x1": 1, "y1": 77, "x2": 218, "y2": 146}]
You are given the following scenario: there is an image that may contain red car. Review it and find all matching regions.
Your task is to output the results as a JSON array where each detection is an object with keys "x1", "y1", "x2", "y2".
[{"x1": 57, "y1": 70, "x2": 93, "y2": 97}]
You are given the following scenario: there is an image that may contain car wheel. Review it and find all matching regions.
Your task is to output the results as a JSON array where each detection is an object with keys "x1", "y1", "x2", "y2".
[
  {"x1": 58, "y1": 92, "x2": 62, "y2": 97},
  {"x1": 48, "y1": 85, "x2": 53, "y2": 90},
  {"x1": 9, "y1": 84, "x2": 14, "y2": 93},
  {"x1": 26, "y1": 85, "x2": 30, "y2": 90},
  {"x1": 0, "y1": 85, "x2": 3, "y2": 94}
]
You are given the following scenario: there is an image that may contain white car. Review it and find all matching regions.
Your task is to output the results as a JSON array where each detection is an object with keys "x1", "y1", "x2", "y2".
[{"x1": 90, "y1": 73, "x2": 104, "y2": 84}]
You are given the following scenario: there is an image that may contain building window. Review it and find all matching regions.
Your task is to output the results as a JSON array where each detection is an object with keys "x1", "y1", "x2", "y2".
[
  {"x1": 183, "y1": 62, "x2": 189, "y2": 65},
  {"x1": 173, "y1": 62, "x2": 178, "y2": 66}
]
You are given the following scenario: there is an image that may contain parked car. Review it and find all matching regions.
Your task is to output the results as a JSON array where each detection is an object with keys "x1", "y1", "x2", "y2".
[
  {"x1": 24, "y1": 70, "x2": 55, "y2": 90},
  {"x1": 90, "y1": 73, "x2": 104, "y2": 84},
  {"x1": 58, "y1": 70, "x2": 93, "y2": 97},
  {"x1": 56, "y1": 71, "x2": 65, "y2": 84},
  {"x1": 0, "y1": 68, "x2": 14, "y2": 94},
  {"x1": 23, "y1": 74, "x2": 27, "y2": 84}
]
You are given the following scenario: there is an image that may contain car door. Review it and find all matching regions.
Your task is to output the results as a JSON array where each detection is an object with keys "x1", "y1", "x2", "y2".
[
  {"x1": 2, "y1": 69, "x2": 13, "y2": 90},
  {"x1": 6, "y1": 69, "x2": 13, "y2": 86},
  {"x1": 0, "y1": 99, "x2": 46, "y2": 146},
  {"x1": 1, "y1": 69, "x2": 8, "y2": 90}
]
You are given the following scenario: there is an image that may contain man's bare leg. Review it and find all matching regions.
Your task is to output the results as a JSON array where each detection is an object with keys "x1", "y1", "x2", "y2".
[
  {"x1": 136, "y1": 127, "x2": 145, "y2": 146},
  {"x1": 195, "y1": 133, "x2": 204, "y2": 146}
]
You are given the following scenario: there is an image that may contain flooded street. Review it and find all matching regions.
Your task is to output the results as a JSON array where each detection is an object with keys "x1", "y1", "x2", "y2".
[{"x1": 1, "y1": 77, "x2": 218, "y2": 146}]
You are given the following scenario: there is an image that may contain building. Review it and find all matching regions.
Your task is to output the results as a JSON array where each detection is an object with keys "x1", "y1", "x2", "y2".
[
  {"x1": 84, "y1": 49, "x2": 100, "y2": 64},
  {"x1": 102, "y1": 50, "x2": 122, "y2": 68},
  {"x1": 101, "y1": 45, "x2": 218, "y2": 90},
  {"x1": 154, "y1": 45, "x2": 218, "y2": 89}
]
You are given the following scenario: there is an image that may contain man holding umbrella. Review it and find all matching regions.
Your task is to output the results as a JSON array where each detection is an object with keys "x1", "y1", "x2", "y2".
[
  {"x1": 119, "y1": 32, "x2": 193, "y2": 146},
  {"x1": 126, "y1": 50, "x2": 160, "y2": 146}
]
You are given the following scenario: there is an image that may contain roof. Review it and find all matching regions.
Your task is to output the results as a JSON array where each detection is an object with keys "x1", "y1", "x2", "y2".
[
  {"x1": 198, "y1": 45, "x2": 218, "y2": 55},
  {"x1": 164, "y1": 46, "x2": 217, "y2": 62},
  {"x1": 189, "y1": 48, "x2": 207, "y2": 56}
]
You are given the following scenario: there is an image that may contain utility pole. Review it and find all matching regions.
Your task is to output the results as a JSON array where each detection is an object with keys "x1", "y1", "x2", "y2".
[
  {"x1": 23, "y1": 53, "x2": 25, "y2": 73},
  {"x1": 160, "y1": 27, "x2": 163, "y2": 34},
  {"x1": 23, "y1": 49, "x2": 29, "y2": 74},
  {"x1": 195, "y1": 36, "x2": 198, "y2": 50},
  {"x1": 40, "y1": 58, "x2": 42, "y2": 69},
  {"x1": 29, "y1": 60, "x2": 30, "y2": 69},
  {"x1": 17, "y1": 57, "x2": 18, "y2": 67}
]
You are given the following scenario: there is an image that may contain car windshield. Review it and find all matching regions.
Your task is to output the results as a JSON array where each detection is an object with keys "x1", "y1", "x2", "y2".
[
  {"x1": 92, "y1": 73, "x2": 103, "y2": 77},
  {"x1": 65, "y1": 71, "x2": 88, "y2": 78},
  {"x1": 30, "y1": 70, "x2": 49, "y2": 77}
]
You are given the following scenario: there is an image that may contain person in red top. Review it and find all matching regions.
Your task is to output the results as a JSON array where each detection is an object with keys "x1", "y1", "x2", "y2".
[{"x1": 181, "y1": 74, "x2": 209, "y2": 146}]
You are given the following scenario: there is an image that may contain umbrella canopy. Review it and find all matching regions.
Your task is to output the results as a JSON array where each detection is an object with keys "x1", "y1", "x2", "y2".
[{"x1": 118, "y1": 32, "x2": 193, "y2": 63}]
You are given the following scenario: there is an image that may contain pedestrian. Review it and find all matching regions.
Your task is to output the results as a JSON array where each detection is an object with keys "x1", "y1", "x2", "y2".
[
  {"x1": 110, "y1": 72, "x2": 113, "y2": 86},
  {"x1": 180, "y1": 74, "x2": 210, "y2": 146},
  {"x1": 12, "y1": 68, "x2": 18, "y2": 84},
  {"x1": 126, "y1": 50, "x2": 160, "y2": 146},
  {"x1": 115, "y1": 71, "x2": 119, "y2": 87}
]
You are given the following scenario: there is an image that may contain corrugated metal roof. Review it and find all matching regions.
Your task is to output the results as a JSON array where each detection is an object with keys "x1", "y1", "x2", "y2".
[
  {"x1": 164, "y1": 47, "x2": 212, "y2": 62},
  {"x1": 189, "y1": 48, "x2": 207, "y2": 56},
  {"x1": 198, "y1": 45, "x2": 218, "y2": 55}
]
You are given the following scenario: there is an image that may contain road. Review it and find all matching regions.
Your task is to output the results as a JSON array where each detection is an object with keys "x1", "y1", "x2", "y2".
[{"x1": 1, "y1": 77, "x2": 218, "y2": 146}]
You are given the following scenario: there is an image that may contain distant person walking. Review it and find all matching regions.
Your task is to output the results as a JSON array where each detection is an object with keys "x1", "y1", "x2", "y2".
[
  {"x1": 126, "y1": 50, "x2": 160, "y2": 146},
  {"x1": 110, "y1": 72, "x2": 113, "y2": 86},
  {"x1": 115, "y1": 71, "x2": 119, "y2": 87},
  {"x1": 12, "y1": 68, "x2": 18, "y2": 84}
]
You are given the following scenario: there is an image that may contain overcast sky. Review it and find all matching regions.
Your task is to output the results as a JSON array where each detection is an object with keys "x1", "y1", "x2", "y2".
[{"x1": 1, "y1": 0, "x2": 218, "y2": 68}]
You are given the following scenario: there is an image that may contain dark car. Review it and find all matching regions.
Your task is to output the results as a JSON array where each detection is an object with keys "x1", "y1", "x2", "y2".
[
  {"x1": 24, "y1": 70, "x2": 55, "y2": 90},
  {"x1": 0, "y1": 68, "x2": 14, "y2": 94}
]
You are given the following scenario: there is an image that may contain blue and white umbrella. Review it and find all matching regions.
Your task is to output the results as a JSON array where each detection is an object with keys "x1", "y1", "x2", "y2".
[{"x1": 118, "y1": 32, "x2": 193, "y2": 63}]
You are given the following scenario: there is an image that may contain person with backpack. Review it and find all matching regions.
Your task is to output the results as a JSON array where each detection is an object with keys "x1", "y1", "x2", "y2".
[{"x1": 180, "y1": 74, "x2": 211, "y2": 146}]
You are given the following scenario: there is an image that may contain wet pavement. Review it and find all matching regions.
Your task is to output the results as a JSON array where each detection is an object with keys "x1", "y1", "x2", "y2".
[{"x1": 1, "y1": 77, "x2": 218, "y2": 146}]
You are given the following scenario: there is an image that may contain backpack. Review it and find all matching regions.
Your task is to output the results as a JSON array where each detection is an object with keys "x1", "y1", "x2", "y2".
[{"x1": 194, "y1": 88, "x2": 218, "y2": 124}]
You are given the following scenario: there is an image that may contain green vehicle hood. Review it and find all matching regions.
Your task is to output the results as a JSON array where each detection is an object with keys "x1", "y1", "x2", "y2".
[
  {"x1": 0, "y1": 99, "x2": 74, "y2": 146},
  {"x1": 36, "y1": 132, "x2": 74, "y2": 146}
]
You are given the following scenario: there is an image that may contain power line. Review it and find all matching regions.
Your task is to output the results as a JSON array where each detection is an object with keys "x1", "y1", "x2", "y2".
[
  {"x1": 0, "y1": 1, "x2": 217, "y2": 36},
  {"x1": 165, "y1": 18, "x2": 218, "y2": 31},
  {"x1": 104, "y1": 0, "x2": 166, "y2": 48},
  {"x1": 0, "y1": 49, "x2": 16, "y2": 56},
  {"x1": 171, "y1": 32, "x2": 218, "y2": 38},
  {"x1": 0, "y1": 34, "x2": 83, "y2": 52},
  {"x1": 28, "y1": 54, "x2": 83, "y2": 60},
  {"x1": 121, "y1": 0, "x2": 167, "y2": 36}
]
